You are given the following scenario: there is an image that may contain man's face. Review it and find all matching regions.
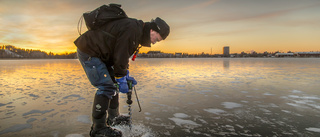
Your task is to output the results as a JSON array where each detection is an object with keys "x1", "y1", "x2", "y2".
[{"x1": 150, "y1": 29, "x2": 163, "y2": 45}]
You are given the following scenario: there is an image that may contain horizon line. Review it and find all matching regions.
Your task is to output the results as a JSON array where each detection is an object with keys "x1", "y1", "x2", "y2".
[{"x1": 1, "y1": 44, "x2": 319, "y2": 55}]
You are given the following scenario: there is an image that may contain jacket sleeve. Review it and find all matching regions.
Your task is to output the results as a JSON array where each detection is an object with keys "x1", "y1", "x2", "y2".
[{"x1": 113, "y1": 27, "x2": 137, "y2": 77}]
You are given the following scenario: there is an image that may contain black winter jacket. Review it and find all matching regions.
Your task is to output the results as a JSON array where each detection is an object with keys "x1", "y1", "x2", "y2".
[{"x1": 74, "y1": 18, "x2": 144, "y2": 77}]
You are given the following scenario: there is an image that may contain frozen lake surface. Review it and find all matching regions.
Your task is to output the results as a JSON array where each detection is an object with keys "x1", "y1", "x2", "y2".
[{"x1": 1, "y1": 58, "x2": 320, "y2": 137}]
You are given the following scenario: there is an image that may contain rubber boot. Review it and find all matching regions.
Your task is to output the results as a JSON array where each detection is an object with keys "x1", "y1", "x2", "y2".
[
  {"x1": 90, "y1": 94, "x2": 122, "y2": 137},
  {"x1": 107, "y1": 107, "x2": 131, "y2": 126}
]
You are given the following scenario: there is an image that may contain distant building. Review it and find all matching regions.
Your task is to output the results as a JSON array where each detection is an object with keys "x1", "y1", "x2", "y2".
[
  {"x1": 144, "y1": 51, "x2": 174, "y2": 58},
  {"x1": 146, "y1": 51, "x2": 161, "y2": 58},
  {"x1": 275, "y1": 52, "x2": 320, "y2": 57},
  {"x1": 147, "y1": 51, "x2": 161, "y2": 54},
  {"x1": 223, "y1": 46, "x2": 230, "y2": 56},
  {"x1": 275, "y1": 53, "x2": 294, "y2": 57},
  {"x1": 175, "y1": 52, "x2": 182, "y2": 58},
  {"x1": 295, "y1": 52, "x2": 320, "y2": 57}
]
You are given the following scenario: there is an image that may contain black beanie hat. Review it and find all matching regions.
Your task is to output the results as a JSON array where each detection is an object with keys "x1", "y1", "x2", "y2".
[{"x1": 151, "y1": 17, "x2": 170, "y2": 40}]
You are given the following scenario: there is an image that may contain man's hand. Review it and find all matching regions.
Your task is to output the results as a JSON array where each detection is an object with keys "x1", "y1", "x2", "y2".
[
  {"x1": 115, "y1": 77, "x2": 129, "y2": 93},
  {"x1": 115, "y1": 70, "x2": 137, "y2": 93},
  {"x1": 126, "y1": 70, "x2": 137, "y2": 86}
]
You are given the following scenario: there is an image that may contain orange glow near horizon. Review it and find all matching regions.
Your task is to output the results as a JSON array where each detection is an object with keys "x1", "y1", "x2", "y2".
[{"x1": 1, "y1": 0, "x2": 320, "y2": 55}]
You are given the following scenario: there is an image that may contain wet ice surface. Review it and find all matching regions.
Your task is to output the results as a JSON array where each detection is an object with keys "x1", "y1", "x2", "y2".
[{"x1": 1, "y1": 58, "x2": 320, "y2": 137}]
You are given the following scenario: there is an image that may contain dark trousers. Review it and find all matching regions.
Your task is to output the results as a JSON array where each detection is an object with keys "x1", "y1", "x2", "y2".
[{"x1": 77, "y1": 49, "x2": 119, "y2": 119}]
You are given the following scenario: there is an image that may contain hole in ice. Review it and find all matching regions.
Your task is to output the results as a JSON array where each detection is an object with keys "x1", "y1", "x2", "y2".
[{"x1": 113, "y1": 123, "x2": 156, "y2": 137}]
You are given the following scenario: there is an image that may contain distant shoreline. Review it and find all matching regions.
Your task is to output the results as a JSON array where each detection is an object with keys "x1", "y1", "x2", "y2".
[
  {"x1": 1, "y1": 57, "x2": 319, "y2": 60},
  {"x1": 0, "y1": 58, "x2": 78, "y2": 60}
]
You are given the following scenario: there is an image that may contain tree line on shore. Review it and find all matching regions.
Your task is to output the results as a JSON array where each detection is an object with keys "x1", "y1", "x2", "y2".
[
  {"x1": 0, "y1": 45, "x2": 77, "y2": 59},
  {"x1": 2, "y1": 45, "x2": 319, "y2": 59}
]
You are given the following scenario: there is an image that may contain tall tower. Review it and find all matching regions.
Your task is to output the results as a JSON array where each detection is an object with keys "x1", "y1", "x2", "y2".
[{"x1": 223, "y1": 46, "x2": 230, "y2": 56}]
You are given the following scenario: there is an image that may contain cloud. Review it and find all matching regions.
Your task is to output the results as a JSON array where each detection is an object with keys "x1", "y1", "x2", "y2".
[
  {"x1": 206, "y1": 1, "x2": 320, "y2": 23},
  {"x1": 0, "y1": 0, "x2": 84, "y2": 52},
  {"x1": 173, "y1": 0, "x2": 218, "y2": 13},
  {"x1": 168, "y1": 0, "x2": 320, "y2": 37},
  {"x1": 1, "y1": 0, "x2": 320, "y2": 53},
  {"x1": 206, "y1": 28, "x2": 259, "y2": 37},
  {"x1": 239, "y1": 2, "x2": 320, "y2": 21}
]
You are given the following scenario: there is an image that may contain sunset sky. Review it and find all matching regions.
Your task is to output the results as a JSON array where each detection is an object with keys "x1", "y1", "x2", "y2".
[{"x1": 1, "y1": 0, "x2": 320, "y2": 54}]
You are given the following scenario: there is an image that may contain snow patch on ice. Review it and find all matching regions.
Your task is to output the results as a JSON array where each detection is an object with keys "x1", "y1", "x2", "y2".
[
  {"x1": 282, "y1": 110, "x2": 291, "y2": 113},
  {"x1": 291, "y1": 90, "x2": 303, "y2": 93},
  {"x1": 288, "y1": 95, "x2": 320, "y2": 100},
  {"x1": 173, "y1": 113, "x2": 190, "y2": 118},
  {"x1": 263, "y1": 92, "x2": 274, "y2": 96},
  {"x1": 307, "y1": 104, "x2": 320, "y2": 109},
  {"x1": 302, "y1": 96, "x2": 320, "y2": 100},
  {"x1": 240, "y1": 91, "x2": 248, "y2": 94},
  {"x1": 169, "y1": 113, "x2": 200, "y2": 129},
  {"x1": 65, "y1": 134, "x2": 85, "y2": 137},
  {"x1": 306, "y1": 127, "x2": 320, "y2": 133},
  {"x1": 286, "y1": 103, "x2": 309, "y2": 109},
  {"x1": 222, "y1": 102, "x2": 243, "y2": 109},
  {"x1": 241, "y1": 100, "x2": 249, "y2": 103},
  {"x1": 259, "y1": 108, "x2": 271, "y2": 113},
  {"x1": 168, "y1": 117, "x2": 200, "y2": 128},
  {"x1": 198, "y1": 118, "x2": 208, "y2": 124},
  {"x1": 77, "y1": 115, "x2": 91, "y2": 124},
  {"x1": 288, "y1": 95, "x2": 300, "y2": 98},
  {"x1": 204, "y1": 108, "x2": 226, "y2": 115}
]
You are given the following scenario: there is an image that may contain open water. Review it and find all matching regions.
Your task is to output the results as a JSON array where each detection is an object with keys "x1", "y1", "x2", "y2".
[{"x1": 0, "y1": 58, "x2": 320, "y2": 137}]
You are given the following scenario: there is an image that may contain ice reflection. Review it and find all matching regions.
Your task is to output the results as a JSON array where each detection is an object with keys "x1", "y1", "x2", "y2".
[
  {"x1": 0, "y1": 58, "x2": 320, "y2": 136},
  {"x1": 223, "y1": 59, "x2": 230, "y2": 70},
  {"x1": 0, "y1": 59, "x2": 93, "y2": 136}
]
